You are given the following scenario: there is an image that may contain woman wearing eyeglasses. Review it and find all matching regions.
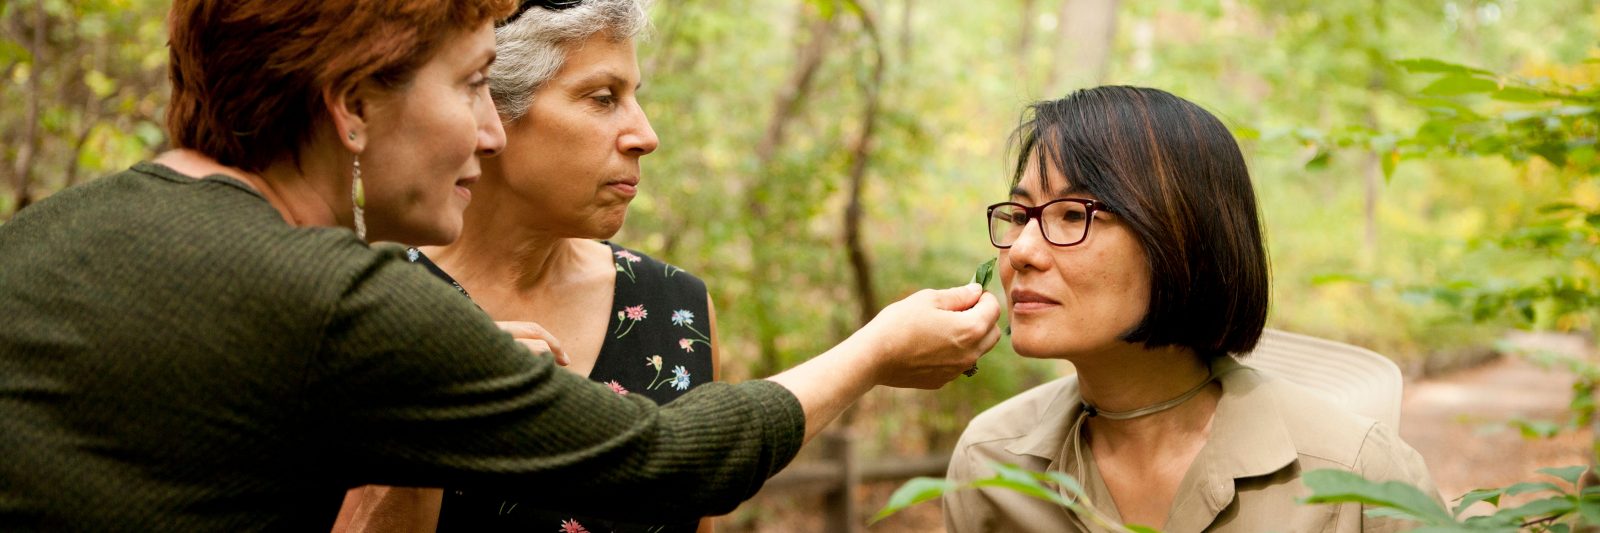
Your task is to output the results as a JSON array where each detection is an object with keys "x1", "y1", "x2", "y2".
[
  {"x1": 941, "y1": 86, "x2": 1437, "y2": 532},
  {"x1": 336, "y1": 1, "x2": 731, "y2": 532},
  {"x1": 0, "y1": 0, "x2": 1002, "y2": 530}
]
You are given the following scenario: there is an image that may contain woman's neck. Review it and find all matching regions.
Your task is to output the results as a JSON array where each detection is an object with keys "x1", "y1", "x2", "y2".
[
  {"x1": 1074, "y1": 345, "x2": 1220, "y2": 448},
  {"x1": 421, "y1": 183, "x2": 587, "y2": 297},
  {"x1": 153, "y1": 149, "x2": 343, "y2": 231}
]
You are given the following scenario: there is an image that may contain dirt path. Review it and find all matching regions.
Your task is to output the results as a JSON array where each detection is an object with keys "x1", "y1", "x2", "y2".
[{"x1": 1400, "y1": 352, "x2": 1594, "y2": 516}]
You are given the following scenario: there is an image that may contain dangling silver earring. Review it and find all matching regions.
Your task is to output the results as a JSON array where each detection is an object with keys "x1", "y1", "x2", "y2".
[{"x1": 351, "y1": 153, "x2": 367, "y2": 241}]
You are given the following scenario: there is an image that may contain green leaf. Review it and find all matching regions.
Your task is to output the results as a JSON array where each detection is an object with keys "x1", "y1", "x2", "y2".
[
  {"x1": 1310, "y1": 272, "x2": 1369, "y2": 285},
  {"x1": 85, "y1": 70, "x2": 116, "y2": 98},
  {"x1": 1301, "y1": 469, "x2": 1454, "y2": 524},
  {"x1": 1420, "y1": 76, "x2": 1500, "y2": 97},
  {"x1": 1453, "y1": 488, "x2": 1504, "y2": 516},
  {"x1": 1538, "y1": 465, "x2": 1588, "y2": 486},
  {"x1": 1395, "y1": 58, "x2": 1495, "y2": 76},
  {"x1": 1305, "y1": 150, "x2": 1331, "y2": 170},
  {"x1": 1489, "y1": 495, "x2": 1574, "y2": 522},
  {"x1": 1578, "y1": 492, "x2": 1600, "y2": 523},
  {"x1": 971, "y1": 477, "x2": 1069, "y2": 507},
  {"x1": 1510, "y1": 418, "x2": 1563, "y2": 439},
  {"x1": 1381, "y1": 150, "x2": 1399, "y2": 181},
  {"x1": 1492, "y1": 87, "x2": 1551, "y2": 103},
  {"x1": 1538, "y1": 202, "x2": 1581, "y2": 215},
  {"x1": 971, "y1": 258, "x2": 996, "y2": 288},
  {"x1": 1125, "y1": 526, "x2": 1162, "y2": 533},
  {"x1": 1036, "y1": 470, "x2": 1088, "y2": 500},
  {"x1": 1568, "y1": 145, "x2": 1596, "y2": 168},
  {"x1": 1502, "y1": 481, "x2": 1563, "y2": 496},
  {"x1": 871, "y1": 477, "x2": 957, "y2": 523}
]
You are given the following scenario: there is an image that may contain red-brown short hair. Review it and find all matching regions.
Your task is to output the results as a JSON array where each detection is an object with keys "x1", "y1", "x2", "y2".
[{"x1": 165, "y1": 0, "x2": 517, "y2": 172}]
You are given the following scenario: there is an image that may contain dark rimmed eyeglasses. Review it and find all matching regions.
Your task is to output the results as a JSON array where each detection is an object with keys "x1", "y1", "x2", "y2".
[
  {"x1": 500, "y1": 0, "x2": 583, "y2": 28},
  {"x1": 985, "y1": 198, "x2": 1110, "y2": 248}
]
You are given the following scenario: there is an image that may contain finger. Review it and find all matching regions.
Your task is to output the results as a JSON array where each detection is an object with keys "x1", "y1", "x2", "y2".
[
  {"x1": 498, "y1": 321, "x2": 568, "y2": 364},
  {"x1": 976, "y1": 317, "x2": 1003, "y2": 354},
  {"x1": 924, "y1": 283, "x2": 985, "y2": 312},
  {"x1": 963, "y1": 292, "x2": 1002, "y2": 326},
  {"x1": 514, "y1": 339, "x2": 571, "y2": 366}
]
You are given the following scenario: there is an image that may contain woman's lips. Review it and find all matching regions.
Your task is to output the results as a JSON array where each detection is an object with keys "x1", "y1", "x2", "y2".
[
  {"x1": 1009, "y1": 289, "x2": 1060, "y2": 314},
  {"x1": 454, "y1": 176, "x2": 478, "y2": 201},
  {"x1": 607, "y1": 178, "x2": 639, "y2": 198}
]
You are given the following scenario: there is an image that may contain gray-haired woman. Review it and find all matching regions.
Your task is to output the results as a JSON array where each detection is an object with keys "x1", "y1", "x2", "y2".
[{"x1": 336, "y1": 1, "x2": 757, "y2": 532}]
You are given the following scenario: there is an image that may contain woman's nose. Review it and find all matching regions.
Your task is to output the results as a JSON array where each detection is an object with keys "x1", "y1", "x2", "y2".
[
  {"x1": 619, "y1": 102, "x2": 658, "y2": 156},
  {"x1": 478, "y1": 97, "x2": 507, "y2": 158},
  {"x1": 1005, "y1": 219, "x2": 1051, "y2": 273}
]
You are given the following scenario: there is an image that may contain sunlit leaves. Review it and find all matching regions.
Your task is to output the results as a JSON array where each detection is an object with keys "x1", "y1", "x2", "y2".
[{"x1": 1305, "y1": 467, "x2": 1600, "y2": 532}]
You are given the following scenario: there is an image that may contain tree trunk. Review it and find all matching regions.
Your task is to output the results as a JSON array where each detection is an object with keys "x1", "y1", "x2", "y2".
[
  {"x1": 842, "y1": 0, "x2": 885, "y2": 328},
  {"x1": 744, "y1": 5, "x2": 834, "y2": 377},
  {"x1": 1047, "y1": 0, "x2": 1119, "y2": 95},
  {"x1": 10, "y1": 0, "x2": 46, "y2": 215},
  {"x1": 1016, "y1": 0, "x2": 1037, "y2": 85},
  {"x1": 898, "y1": 0, "x2": 913, "y2": 64}
]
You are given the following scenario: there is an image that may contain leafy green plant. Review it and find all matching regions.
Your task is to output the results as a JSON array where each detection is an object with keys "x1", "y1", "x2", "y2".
[
  {"x1": 872, "y1": 462, "x2": 1159, "y2": 532},
  {"x1": 1304, "y1": 55, "x2": 1598, "y2": 333},
  {"x1": 1297, "y1": 54, "x2": 1600, "y2": 532},
  {"x1": 1303, "y1": 466, "x2": 1599, "y2": 531}
]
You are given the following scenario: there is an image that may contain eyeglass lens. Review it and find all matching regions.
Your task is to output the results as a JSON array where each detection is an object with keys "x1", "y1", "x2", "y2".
[{"x1": 988, "y1": 201, "x2": 1090, "y2": 247}]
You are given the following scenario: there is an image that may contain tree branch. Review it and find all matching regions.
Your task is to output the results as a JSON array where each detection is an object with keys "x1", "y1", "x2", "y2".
[
  {"x1": 841, "y1": 0, "x2": 887, "y2": 327},
  {"x1": 10, "y1": 0, "x2": 46, "y2": 215}
]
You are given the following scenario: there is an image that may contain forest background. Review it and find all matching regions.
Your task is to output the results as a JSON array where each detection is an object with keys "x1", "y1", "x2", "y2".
[{"x1": 3, "y1": 0, "x2": 1598, "y2": 530}]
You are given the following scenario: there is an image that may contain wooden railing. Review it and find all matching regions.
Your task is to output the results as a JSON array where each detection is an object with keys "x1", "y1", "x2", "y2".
[{"x1": 751, "y1": 432, "x2": 952, "y2": 532}]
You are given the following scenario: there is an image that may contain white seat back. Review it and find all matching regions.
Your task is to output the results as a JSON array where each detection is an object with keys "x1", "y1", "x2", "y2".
[{"x1": 1241, "y1": 328, "x2": 1404, "y2": 430}]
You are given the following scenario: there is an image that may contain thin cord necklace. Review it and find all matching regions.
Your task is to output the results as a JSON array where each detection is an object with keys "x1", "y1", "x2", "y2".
[
  {"x1": 1063, "y1": 367, "x2": 1222, "y2": 518},
  {"x1": 1081, "y1": 370, "x2": 1217, "y2": 420}
]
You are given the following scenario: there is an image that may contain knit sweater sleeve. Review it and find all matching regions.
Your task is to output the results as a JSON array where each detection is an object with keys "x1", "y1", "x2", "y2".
[{"x1": 308, "y1": 247, "x2": 804, "y2": 521}]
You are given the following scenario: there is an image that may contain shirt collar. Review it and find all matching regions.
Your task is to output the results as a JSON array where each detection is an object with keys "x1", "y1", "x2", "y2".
[
  {"x1": 998, "y1": 357, "x2": 1301, "y2": 530},
  {"x1": 1003, "y1": 376, "x2": 1084, "y2": 462},
  {"x1": 1164, "y1": 357, "x2": 1300, "y2": 531}
]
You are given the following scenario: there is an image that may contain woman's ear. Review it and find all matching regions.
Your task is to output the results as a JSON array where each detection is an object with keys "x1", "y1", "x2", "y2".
[{"x1": 324, "y1": 80, "x2": 379, "y2": 154}]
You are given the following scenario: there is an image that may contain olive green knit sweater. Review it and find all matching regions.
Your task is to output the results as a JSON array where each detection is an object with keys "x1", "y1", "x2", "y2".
[{"x1": 0, "y1": 163, "x2": 804, "y2": 532}]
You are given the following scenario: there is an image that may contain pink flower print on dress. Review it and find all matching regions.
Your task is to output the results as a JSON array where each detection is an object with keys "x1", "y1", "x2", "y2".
[
  {"x1": 645, "y1": 355, "x2": 670, "y2": 389},
  {"x1": 624, "y1": 305, "x2": 647, "y2": 320},
  {"x1": 614, "y1": 250, "x2": 641, "y2": 282},
  {"x1": 561, "y1": 519, "x2": 589, "y2": 533},
  {"x1": 679, "y1": 338, "x2": 695, "y2": 352},
  {"x1": 606, "y1": 380, "x2": 629, "y2": 395},
  {"x1": 613, "y1": 305, "x2": 647, "y2": 338}
]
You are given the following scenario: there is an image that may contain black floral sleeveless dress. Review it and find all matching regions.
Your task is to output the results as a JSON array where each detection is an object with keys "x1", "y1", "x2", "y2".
[{"x1": 406, "y1": 243, "x2": 715, "y2": 533}]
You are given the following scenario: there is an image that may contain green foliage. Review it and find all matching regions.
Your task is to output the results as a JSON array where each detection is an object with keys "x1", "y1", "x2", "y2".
[
  {"x1": 1297, "y1": 52, "x2": 1600, "y2": 533},
  {"x1": 873, "y1": 462, "x2": 1154, "y2": 532},
  {"x1": 2, "y1": 0, "x2": 171, "y2": 216},
  {"x1": 1303, "y1": 466, "x2": 1599, "y2": 532}
]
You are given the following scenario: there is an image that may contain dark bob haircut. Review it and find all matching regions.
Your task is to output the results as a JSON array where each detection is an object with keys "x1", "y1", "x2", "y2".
[
  {"x1": 165, "y1": 0, "x2": 517, "y2": 173},
  {"x1": 1010, "y1": 86, "x2": 1269, "y2": 361}
]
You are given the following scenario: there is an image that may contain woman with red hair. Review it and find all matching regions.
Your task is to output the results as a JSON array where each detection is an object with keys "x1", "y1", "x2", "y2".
[{"x1": 0, "y1": 0, "x2": 1001, "y2": 530}]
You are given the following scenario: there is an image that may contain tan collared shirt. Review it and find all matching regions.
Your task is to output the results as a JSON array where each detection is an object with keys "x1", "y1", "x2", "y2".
[{"x1": 944, "y1": 358, "x2": 1439, "y2": 532}]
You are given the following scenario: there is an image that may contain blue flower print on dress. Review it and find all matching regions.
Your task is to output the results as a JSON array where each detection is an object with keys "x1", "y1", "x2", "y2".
[
  {"x1": 672, "y1": 308, "x2": 711, "y2": 350},
  {"x1": 669, "y1": 365, "x2": 691, "y2": 391},
  {"x1": 671, "y1": 309, "x2": 693, "y2": 326}
]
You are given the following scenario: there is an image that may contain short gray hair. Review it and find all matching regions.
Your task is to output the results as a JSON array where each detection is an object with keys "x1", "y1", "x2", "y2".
[{"x1": 490, "y1": 0, "x2": 650, "y2": 122}]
